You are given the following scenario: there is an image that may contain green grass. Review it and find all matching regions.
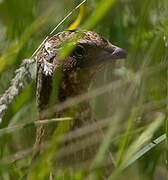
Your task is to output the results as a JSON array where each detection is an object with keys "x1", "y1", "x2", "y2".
[{"x1": 0, "y1": 0, "x2": 168, "y2": 179}]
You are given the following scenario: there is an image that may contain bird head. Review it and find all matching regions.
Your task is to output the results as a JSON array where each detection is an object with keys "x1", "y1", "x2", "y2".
[{"x1": 37, "y1": 30, "x2": 127, "y2": 104}]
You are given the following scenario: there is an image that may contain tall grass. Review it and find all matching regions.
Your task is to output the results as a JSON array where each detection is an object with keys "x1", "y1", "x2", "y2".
[{"x1": 0, "y1": 0, "x2": 168, "y2": 179}]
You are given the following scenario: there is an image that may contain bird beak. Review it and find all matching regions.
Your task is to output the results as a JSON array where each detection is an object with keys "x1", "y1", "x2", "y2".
[
  {"x1": 96, "y1": 44, "x2": 127, "y2": 65},
  {"x1": 104, "y1": 42, "x2": 128, "y2": 60},
  {"x1": 111, "y1": 47, "x2": 128, "y2": 59}
]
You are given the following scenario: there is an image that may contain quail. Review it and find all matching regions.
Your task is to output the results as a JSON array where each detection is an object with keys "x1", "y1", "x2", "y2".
[{"x1": 33, "y1": 29, "x2": 127, "y2": 161}]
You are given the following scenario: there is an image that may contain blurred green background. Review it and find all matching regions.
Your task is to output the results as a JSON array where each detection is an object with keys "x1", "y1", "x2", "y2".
[{"x1": 0, "y1": 0, "x2": 168, "y2": 179}]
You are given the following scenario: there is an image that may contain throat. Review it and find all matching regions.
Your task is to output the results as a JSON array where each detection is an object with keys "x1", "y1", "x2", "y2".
[
  {"x1": 37, "y1": 68, "x2": 93, "y2": 124},
  {"x1": 57, "y1": 68, "x2": 93, "y2": 126},
  {"x1": 59, "y1": 68, "x2": 92, "y2": 101}
]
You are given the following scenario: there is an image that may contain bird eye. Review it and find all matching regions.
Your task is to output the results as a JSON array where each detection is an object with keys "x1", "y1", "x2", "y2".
[{"x1": 72, "y1": 45, "x2": 85, "y2": 58}]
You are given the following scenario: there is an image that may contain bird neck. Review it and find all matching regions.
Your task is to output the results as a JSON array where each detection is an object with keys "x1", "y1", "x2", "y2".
[
  {"x1": 59, "y1": 67, "x2": 93, "y2": 101},
  {"x1": 37, "y1": 67, "x2": 93, "y2": 122},
  {"x1": 58, "y1": 68, "x2": 93, "y2": 126}
]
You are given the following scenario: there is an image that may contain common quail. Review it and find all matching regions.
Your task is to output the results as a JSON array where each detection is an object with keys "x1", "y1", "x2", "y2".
[{"x1": 33, "y1": 29, "x2": 127, "y2": 161}]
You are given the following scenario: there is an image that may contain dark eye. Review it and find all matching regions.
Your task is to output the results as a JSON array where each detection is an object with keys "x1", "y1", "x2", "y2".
[{"x1": 72, "y1": 45, "x2": 85, "y2": 58}]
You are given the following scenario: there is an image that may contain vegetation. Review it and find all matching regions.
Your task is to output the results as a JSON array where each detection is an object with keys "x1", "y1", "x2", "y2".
[{"x1": 0, "y1": 0, "x2": 168, "y2": 179}]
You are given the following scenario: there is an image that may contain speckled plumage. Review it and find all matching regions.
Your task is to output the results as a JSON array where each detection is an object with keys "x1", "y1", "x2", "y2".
[
  {"x1": 33, "y1": 29, "x2": 127, "y2": 161},
  {"x1": 37, "y1": 30, "x2": 110, "y2": 78},
  {"x1": 36, "y1": 30, "x2": 126, "y2": 110}
]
